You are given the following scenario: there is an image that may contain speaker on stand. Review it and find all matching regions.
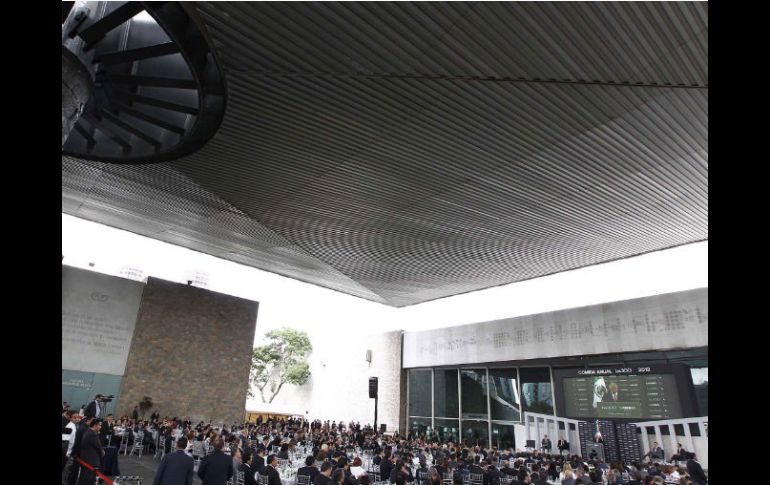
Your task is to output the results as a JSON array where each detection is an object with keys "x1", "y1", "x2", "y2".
[{"x1": 369, "y1": 377, "x2": 378, "y2": 432}]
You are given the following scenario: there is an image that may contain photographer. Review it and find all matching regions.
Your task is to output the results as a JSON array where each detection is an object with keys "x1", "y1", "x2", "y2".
[{"x1": 84, "y1": 394, "x2": 113, "y2": 419}]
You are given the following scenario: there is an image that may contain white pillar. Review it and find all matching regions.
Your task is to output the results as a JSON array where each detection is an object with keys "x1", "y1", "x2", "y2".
[
  {"x1": 667, "y1": 424, "x2": 677, "y2": 460},
  {"x1": 683, "y1": 422, "x2": 695, "y2": 455},
  {"x1": 639, "y1": 425, "x2": 650, "y2": 456}
]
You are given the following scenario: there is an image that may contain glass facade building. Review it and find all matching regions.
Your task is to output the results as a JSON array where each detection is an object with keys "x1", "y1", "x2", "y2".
[{"x1": 408, "y1": 366, "x2": 545, "y2": 449}]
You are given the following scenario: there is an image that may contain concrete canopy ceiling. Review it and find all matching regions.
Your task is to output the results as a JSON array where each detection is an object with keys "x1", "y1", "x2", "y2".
[{"x1": 62, "y1": 2, "x2": 708, "y2": 307}]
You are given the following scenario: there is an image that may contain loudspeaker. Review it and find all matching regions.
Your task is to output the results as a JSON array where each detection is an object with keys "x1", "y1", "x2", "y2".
[
  {"x1": 369, "y1": 377, "x2": 378, "y2": 398},
  {"x1": 380, "y1": 424, "x2": 386, "y2": 433},
  {"x1": 526, "y1": 440, "x2": 536, "y2": 448}
]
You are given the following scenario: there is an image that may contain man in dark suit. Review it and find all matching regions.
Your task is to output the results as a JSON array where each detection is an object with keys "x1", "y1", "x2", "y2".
[
  {"x1": 240, "y1": 449, "x2": 258, "y2": 485},
  {"x1": 153, "y1": 437, "x2": 194, "y2": 485},
  {"x1": 337, "y1": 457, "x2": 360, "y2": 485},
  {"x1": 83, "y1": 395, "x2": 104, "y2": 420},
  {"x1": 67, "y1": 415, "x2": 94, "y2": 485},
  {"x1": 468, "y1": 455, "x2": 485, "y2": 477},
  {"x1": 198, "y1": 438, "x2": 234, "y2": 485},
  {"x1": 643, "y1": 442, "x2": 664, "y2": 461},
  {"x1": 314, "y1": 462, "x2": 334, "y2": 485},
  {"x1": 253, "y1": 447, "x2": 266, "y2": 474},
  {"x1": 500, "y1": 461, "x2": 517, "y2": 478},
  {"x1": 99, "y1": 414, "x2": 115, "y2": 446},
  {"x1": 686, "y1": 455, "x2": 707, "y2": 485},
  {"x1": 298, "y1": 455, "x2": 320, "y2": 482},
  {"x1": 380, "y1": 454, "x2": 394, "y2": 482},
  {"x1": 557, "y1": 439, "x2": 569, "y2": 455},
  {"x1": 78, "y1": 419, "x2": 104, "y2": 485},
  {"x1": 261, "y1": 455, "x2": 283, "y2": 485},
  {"x1": 485, "y1": 461, "x2": 501, "y2": 485},
  {"x1": 540, "y1": 435, "x2": 552, "y2": 454}
]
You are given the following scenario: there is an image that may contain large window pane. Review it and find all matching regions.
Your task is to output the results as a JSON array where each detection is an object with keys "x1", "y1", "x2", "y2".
[
  {"x1": 461, "y1": 369, "x2": 488, "y2": 419},
  {"x1": 408, "y1": 417, "x2": 432, "y2": 440},
  {"x1": 409, "y1": 369, "x2": 432, "y2": 417},
  {"x1": 434, "y1": 418, "x2": 459, "y2": 443},
  {"x1": 461, "y1": 419, "x2": 489, "y2": 447},
  {"x1": 489, "y1": 368, "x2": 520, "y2": 422},
  {"x1": 520, "y1": 367, "x2": 554, "y2": 415},
  {"x1": 491, "y1": 422, "x2": 516, "y2": 450},
  {"x1": 434, "y1": 369, "x2": 459, "y2": 418},
  {"x1": 691, "y1": 367, "x2": 708, "y2": 416}
]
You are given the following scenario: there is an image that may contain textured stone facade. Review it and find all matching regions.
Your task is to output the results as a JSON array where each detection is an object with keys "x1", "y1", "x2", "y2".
[{"x1": 119, "y1": 277, "x2": 258, "y2": 424}]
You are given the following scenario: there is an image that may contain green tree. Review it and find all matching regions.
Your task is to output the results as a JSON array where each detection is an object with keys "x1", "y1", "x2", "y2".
[{"x1": 249, "y1": 327, "x2": 312, "y2": 403}]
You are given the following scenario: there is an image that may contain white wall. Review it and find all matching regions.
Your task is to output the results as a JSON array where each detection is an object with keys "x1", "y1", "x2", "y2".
[
  {"x1": 403, "y1": 288, "x2": 708, "y2": 368},
  {"x1": 62, "y1": 265, "x2": 145, "y2": 376},
  {"x1": 247, "y1": 330, "x2": 403, "y2": 431}
]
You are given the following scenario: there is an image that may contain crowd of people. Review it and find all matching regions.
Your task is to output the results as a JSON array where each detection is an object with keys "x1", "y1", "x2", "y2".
[{"x1": 61, "y1": 398, "x2": 707, "y2": 485}]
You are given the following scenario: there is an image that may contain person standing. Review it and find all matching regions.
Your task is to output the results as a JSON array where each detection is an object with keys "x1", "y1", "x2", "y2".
[
  {"x1": 83, "y1": 394, "x2": 103, "y2": 420},
  {"x1": 78, "y1": 419, "x2": 104, "y2": 485},
  {"x1": 153, "y1": 437, "x2": 194, "y2": 485},
  {"x1": 686, "y1": 454, "x2": 707, "y2": 485},
  {"x1": 67, "y1": 415, "x2": 94, "y2": 485},
  {"x1": 540, "y1": 435, "x2": 552, "y2": 454},
  {"x1": 262, "y1": 454, "x2": 283, "y2": 485},
  {"x1": 240, "y1": 449, "x2": 258, "y2": 485},
  {"x1": 198, "y1": 438, "x2": 234, "y2": 485},
  {"x1": 62, "y1": 411, "x2": 79, "y2": 473}
]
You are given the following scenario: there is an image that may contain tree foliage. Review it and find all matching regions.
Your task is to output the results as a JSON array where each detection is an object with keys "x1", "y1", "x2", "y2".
[{"x1": 249, "y1": 328, "x2": 312, "y2": 403}]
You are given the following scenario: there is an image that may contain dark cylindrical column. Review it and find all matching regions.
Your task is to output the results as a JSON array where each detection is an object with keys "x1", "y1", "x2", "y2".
[{"x1": 62, "y1": 45, "x2": 93, "y2": 146}]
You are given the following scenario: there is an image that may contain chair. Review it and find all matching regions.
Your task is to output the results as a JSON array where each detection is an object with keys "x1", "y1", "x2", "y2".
[
  {"x1": 469, "y1": 473, "x2": 484, "y2": 485},
  {"x1": 227, "y1": 471, "x2": 246, "y2": 485},
  {"x1": 297, "y1": 474, "x2": 311, "y2": 485},
  {"x1": 370, "y1": 464, "x2": 381, "y2": 482},
  {"x1": 258, "y1": 474, "x2": 269, "y2": 485},
  {"x1": 155, "y1": 436, "x2": 166, "y2": 460},
  {"x1": 118, "y1": 433, "x2": 129, "y2": 456},
  {"x1": 129, "y1": 432, "x2": 145, "y2": 458},
  {"x1": 443, "y1": 472, "x2": 454, "y2": 485},
  {"x1": 277, "y1": 458, "x2": 290, "y2": 469}
]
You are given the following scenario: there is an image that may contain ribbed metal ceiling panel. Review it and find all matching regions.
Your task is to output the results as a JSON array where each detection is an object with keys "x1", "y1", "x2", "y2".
[{"x1": 62, "y1": 2, "x2": 707, "y2": 307}]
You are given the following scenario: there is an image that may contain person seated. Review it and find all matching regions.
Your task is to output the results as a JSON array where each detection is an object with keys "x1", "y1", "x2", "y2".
[
  {"x1": 277, "y1": 443, "x2": 290, "y2": 459},
  {"x1": 313, "y1": 462, "x2": 335, "y2": 485},
  {"x1": 644, "y1": 442, "x2": 665, "y2": 461},
  {"x1": 298, "y1": 455, "x2": 320, "y2": 481},
  {"x1": 558, "y1": 469, "x2": 576, "y2": 485},
  {"x1": 668, "y1": 443, "x2": 687, "y2": 462}
]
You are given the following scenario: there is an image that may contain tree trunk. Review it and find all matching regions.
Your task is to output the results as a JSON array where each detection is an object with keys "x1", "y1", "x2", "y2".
[{"x1": 268, "y1": 380, "x2": 286, "y2": 403}]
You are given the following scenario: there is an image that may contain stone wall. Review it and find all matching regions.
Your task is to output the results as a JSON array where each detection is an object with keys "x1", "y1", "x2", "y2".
[{"x1": 119, "y1": 277, "x2": 258, "y2": 424}]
